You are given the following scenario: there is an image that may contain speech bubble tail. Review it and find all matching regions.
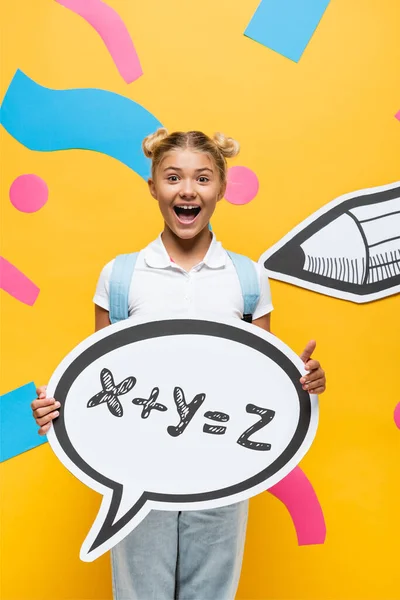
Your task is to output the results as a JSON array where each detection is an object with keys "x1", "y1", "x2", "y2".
[{"x1": 79, "y1": 487, "x2": 151, "y2": 562}]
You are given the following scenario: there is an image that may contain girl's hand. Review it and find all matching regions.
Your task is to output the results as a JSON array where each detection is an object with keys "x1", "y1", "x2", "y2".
[
  {"x1": 299, "y1": 341, "x2": 326, "y2": 395},
  {"x1": 31, "y1": 385, "x2": 61, "y2": 435}
]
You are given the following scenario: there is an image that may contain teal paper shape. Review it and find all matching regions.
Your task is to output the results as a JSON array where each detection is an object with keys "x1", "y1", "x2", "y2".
[
  {"x1": 245, "y1": 0, "x2": 331, "y2": 62},
  {"x1": 1, "y1": 382, "x2": 47, "y2": 462}
]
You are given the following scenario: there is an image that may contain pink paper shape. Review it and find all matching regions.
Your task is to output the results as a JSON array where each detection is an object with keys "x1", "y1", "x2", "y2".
[
  {"x1": 394, "y1": 403, "x2": 400, "y2": 429},
  {"x1": 55, "y1": 0, "x2": 143, "y2": 84},
  {"x1": 0, "y1": 257, "x2": 40, "y2": 306},
  {"x1": 268, "y1": 466, "x2": 326, "y2": 545},
  {"x1": 225, "y1": 166, "x2": 259, "y2": 205},
  {"x1": 395, "y1": 110, "x2": 400, "y2": 121},
  {"x1": 9, "y1": 174, "x2": 48, "y2": 213}
]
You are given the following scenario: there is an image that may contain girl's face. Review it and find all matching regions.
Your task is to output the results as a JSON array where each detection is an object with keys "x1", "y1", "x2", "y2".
[{"x1": 148, "y1": 149, "x2": 225, "y2": 239}]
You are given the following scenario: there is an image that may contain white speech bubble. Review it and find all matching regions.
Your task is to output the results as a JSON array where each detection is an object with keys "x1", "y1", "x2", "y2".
[{"x1": 47, "y1": 316, "x2": 318, "y2": 561}]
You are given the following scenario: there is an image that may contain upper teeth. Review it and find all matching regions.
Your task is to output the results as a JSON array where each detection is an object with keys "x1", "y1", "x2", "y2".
[{"x1": 179, "y1": 206, "x2": 198, "y2": 210}]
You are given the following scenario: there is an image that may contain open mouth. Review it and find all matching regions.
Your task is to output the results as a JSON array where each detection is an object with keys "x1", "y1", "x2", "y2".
[{"x1": 173, "y1": 205, "x2": 201, "y2": 224}]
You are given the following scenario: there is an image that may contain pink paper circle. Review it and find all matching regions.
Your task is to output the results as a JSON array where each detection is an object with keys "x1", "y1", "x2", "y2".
[
  {"x1": 9, "y1": 174, "x2": 48, "y2": 213},
  {"x1": 394, "y1": 403, "x2": 400, "y2": 429},
  {"x1": 225, "y1": 166, "x2": 259, "y2": 205}
]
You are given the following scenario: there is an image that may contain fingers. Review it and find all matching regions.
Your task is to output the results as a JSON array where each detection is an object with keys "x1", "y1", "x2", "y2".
[
  {"x1": 36, "y1": 384, "x2": 47, "y2": 399},
  {"x1": 302, "y1": 377, "x2": 325, "y2": 391},
  {"x1": 31, "y1": 393, "x2": 60, "y2": 432},
  {"x1": 310, "y1": 386, "x2": 325, "y2": 395},
  {"x1": 35, "y1": 410, "x2": 59, "y2": 427},
  {"x1": 299, "y1": 340, "x2": 316, "y2": 364},
  {"x1": 31, "y1": 396, "x2": 57, "y2": 412},
  {"x1": 38, "y1": 422, "x2": 53, "y2": 436},
  {"x1": 33, "y1": 401, "x2": 61, "y2": 419},
  {"x1": 301, "y1": 367, "x2": 324, "y2": 384},
  {"x1": 298, "y1": 342, "x2": 326, "y2": 393},
  {"x1": 304, "y1": 359, "x2": 320, "y2": 372},
  {"x1": 300, "y1": 367, "x2": 326, "y2": 393}
]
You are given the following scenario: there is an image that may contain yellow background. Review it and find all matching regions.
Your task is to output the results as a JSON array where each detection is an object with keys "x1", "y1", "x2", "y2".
[{"x1": 1, "y1": 0, "x2": 400, "y2": 598}]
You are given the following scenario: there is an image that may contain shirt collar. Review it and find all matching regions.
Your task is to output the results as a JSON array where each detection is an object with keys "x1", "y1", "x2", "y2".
[{"x1": 144, "y1": 233, "x2": 227, "y2": 270}]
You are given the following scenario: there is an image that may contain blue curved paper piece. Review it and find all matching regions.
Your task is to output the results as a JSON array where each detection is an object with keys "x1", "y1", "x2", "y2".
[
  {"x1": 0, "y1": 382, "x2": 47, "y2": 462},
  {"x1": 245, "y1": 0, "x2": 331, "y2": 63},
  {"x1": 0, "y1": 70, "x2": 162, "y2": 180}
]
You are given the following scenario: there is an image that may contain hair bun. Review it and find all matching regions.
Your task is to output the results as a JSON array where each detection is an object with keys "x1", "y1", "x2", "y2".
[
  {"x1": 142, "y1": 128, "x2": 169, "y2": 158},
  {"x1": 212, "y1": 132, "x2": 240, "y2": 158}
]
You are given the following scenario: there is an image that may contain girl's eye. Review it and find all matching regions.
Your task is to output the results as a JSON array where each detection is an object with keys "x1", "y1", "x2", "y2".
[
  {"x1": 198, "y1": 176, "x2": 209, "y2": 183},
  {"x1": 167, "y1": 175, "x2": 179, "y2": 182}
]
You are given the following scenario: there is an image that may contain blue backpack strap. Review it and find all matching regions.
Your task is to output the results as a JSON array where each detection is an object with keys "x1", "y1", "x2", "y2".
[
  {"x1": 226, "y1": 251, "x2": 260, "y2": 323},
  {"x1": 109, "y1": 253, "x2": 139, "y2": 324}
]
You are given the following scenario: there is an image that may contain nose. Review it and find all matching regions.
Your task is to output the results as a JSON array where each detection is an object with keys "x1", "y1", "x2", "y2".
[{"x1": 179, "y1": 179, "x2": 197, "y2": 199}]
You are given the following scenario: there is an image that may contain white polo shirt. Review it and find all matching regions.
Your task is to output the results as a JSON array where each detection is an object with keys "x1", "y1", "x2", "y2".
[{"x1": 93, "y1": 234, "x2": 273, "y2": 321}]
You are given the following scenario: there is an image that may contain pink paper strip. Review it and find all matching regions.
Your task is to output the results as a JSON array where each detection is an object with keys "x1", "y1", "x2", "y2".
[
  {"x1": 0, "y1": 257, "x2": 40, "y2": 306},
  {"x1": 395, "y1": 110, "x2": 400, "y2": 122},
  {"x1": 55, "y1": 0, "x2": 143, "y2": 84},
  {"x1": 268, "y1": 466, "x2": 326, "y2": 545}
]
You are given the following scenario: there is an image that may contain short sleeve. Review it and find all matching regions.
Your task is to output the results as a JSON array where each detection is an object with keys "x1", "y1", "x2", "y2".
[
  {"x1": 252, "y1": 262, "x2": 273, "y2": 320},
  {"x1": 93, "y1": 259, "x2": 115, "y2": 311}
]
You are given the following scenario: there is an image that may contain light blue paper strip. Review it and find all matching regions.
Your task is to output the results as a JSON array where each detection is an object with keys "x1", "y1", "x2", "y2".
[
  {"x1": 245, "y1": 0, "x2": 331, "y2": 62},
  {"x1": 0, "y1": 70, "x2": 163, "y2": 180},
  {"x1": 0, "y1": 382, "x2": 47, "y2": 462}
]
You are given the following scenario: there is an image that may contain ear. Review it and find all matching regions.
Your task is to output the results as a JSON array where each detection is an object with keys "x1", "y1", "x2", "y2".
[
  {"x1": 148, "y1": 178, "x2": 158, "y2": 200},
  {"x1": 217, "y1": 182, "x2": 227, "y2": 202}
]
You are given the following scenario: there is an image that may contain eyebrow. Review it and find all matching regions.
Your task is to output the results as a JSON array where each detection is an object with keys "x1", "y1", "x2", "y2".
[{"x1": 163, "y1": 166, "x2": 214, "y2": 173}]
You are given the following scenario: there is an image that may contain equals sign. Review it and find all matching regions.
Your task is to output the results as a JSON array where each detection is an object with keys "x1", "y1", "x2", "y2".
[{"x1": 203, "y1": 411, "x2": 230, "y2": 435}]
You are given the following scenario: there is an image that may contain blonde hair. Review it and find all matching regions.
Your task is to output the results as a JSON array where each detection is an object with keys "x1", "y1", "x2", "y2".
[{"x1": 142, "y1": 128, "x2": 240, "y2": 184}]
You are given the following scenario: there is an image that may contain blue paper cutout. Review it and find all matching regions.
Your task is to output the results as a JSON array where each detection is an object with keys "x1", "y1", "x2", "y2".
[
  {"x1": 244, "y1": 0, "x2": 331, "y2": 62},
  {"x1": 0, "y1": 382, "x2": 47, "y2": 462},
  {"x1": 0, "y1": 70, "x2": 163, "y2": 180}
]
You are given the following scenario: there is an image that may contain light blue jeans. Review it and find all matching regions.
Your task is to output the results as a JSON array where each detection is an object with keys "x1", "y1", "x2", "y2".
[{"x1": 111, "y1": 501, "x2": 249, "y2": 600}]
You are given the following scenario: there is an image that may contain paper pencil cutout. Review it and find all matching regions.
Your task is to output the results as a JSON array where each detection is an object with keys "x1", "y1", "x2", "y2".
[{"x1": 259, "y1": 181, "x2": 400, "y2": 303}]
